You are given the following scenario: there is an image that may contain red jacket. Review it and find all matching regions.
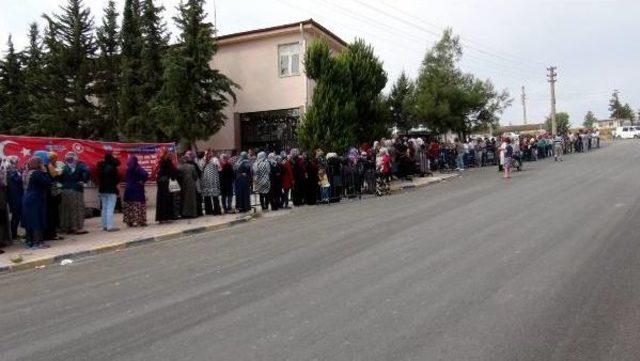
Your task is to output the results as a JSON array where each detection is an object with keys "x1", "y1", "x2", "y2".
[{"x1": 281, "y1": 160, "x2": 294, "y2": 190}]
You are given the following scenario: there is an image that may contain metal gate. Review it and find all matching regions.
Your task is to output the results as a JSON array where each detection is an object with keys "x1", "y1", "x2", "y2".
[{"x1": 240, "y1": 108, "x2": 300, "y2": 152}]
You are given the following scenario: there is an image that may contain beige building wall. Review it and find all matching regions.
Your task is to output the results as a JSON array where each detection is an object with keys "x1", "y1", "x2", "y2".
[{"x1": 200, "y1": 23, "x2": 345, "y2": 151}]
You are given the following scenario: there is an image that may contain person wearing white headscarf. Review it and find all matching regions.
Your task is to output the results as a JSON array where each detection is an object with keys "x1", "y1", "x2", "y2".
[
  {"x1": 59, "y1": 152, "x2": 90, "y2": 235},
  {"x1": 253, "y1": 152, "x2": 271, "y2": 211}
]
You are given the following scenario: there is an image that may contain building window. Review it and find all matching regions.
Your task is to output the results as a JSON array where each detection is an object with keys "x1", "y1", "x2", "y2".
[{"x1": 279, "y1": 43, "x2": 301, "y2": 77}]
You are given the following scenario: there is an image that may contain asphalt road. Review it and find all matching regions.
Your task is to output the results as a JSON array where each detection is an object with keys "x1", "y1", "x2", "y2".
[{"x1": 1, "y1": 140, "x2": 639, "y2": 361}]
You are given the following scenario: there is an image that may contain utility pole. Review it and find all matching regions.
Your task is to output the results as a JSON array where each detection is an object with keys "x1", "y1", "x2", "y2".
[
  {"x1": 521, "y1": 86, "x2": 528, "y2": 125},
  {"x1": 547, "y1": 67, "x2": 558, "y2": 136},
  {"x1": 213, "y1": 0, "x2": 218, "y2": 30}
]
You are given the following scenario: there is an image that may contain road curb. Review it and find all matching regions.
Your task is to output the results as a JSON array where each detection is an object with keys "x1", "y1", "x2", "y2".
[
  {"x1": 0, "y1": 213, "x2": 259, "y2": 274},
  {"x1": 1, "y1": 174, "x2": 455, "y2": 274},
  {"x1": 390, "y1": 173, "x2": 459, "y2": 194}
]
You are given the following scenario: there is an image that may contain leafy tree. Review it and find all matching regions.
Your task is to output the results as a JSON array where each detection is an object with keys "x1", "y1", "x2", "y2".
[
  {"x1": 546, "y1": 112, "x2": 570, "y2": 135},
  {"x1": 620, "y1": 103, "x2": 635, "y2": 124},
  {"x1": 118, "y1": 0, "x2": 145, "y2": 140},
  {"x1": 153, "y1": 0, "x2": 237, "y2": 150},
  {"x1": 410, "y1": 29, "x2": 510, "y2": 136},
  {"x1": 343, "y1": 39, "x2": 388, "y2": 142},
  {"x1": 140, "y1": 0, "x2": 169, "y2": 141},
  {"x1": 0, "y1": 36, "x2": 29, "y2": 134},
  {"x1": 298, "y1": 40, "x2": 357, "y2": 152},
  {"x1": 299, "y1": 38, "x2": 388, "y2": 152},
  {"x1": 609, "y1": 90, "x2": 623, "y2": 119},
  {"x1": 388, "y1": 71, "x2": 415, "y2": 134},
  {"x1": 94, "y1": 0, "x2": 120, "y2": 140},
  {"x1": 43, "y1": 0, "x2": 98, "y2": 138},
  {"x1": 608, "y1": 90, "x2": 635, "y2": 123},
  {"x1": 583, "y1": 110, "x2": 597, "y2": 128}
]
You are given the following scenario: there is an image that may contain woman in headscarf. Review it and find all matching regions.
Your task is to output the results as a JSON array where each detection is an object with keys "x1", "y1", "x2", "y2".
[
  {"x1": 268, "y1": 153, "x2": 282, "y2": 211},
  {"x1": 97, "y1": 152, "x2": 121, "y2": 232},
  {"x1": 234, "y1": 152, "x2": 252, "y2": 213},
  {"x1": 123, "y1": 155, "x2": 149, "y2": 227},
  {"x1": 22, "y1": 157, "x2": 53, "y2": 249},
  {"x1": 5, "y1": 156, "x2": 23, "y2": 240},
  {"x1": 201, "y1": 150, "x2": 222, "y2": 215},
  {"x1": 219, "y1": 153, "x2": 235, "y2": 213},
  {"x1": 184, "y1": 150, "x2": 204, "y2": 217},
  {"x1": 253, "y1": 152, "x2": 271, "y2": 211},
  {"x1": 156, "y1": 149, "x2": 179, "y2": 223},
  {"x1": 44, "y1": 152, "x2": 63, "y2": 241},
  {"x1": 0, "y1": 159, "x2": 12, "y2": 252},
  {"x1": 326, "y1": 152, "x2": 342, "y2": 203},
  {"x1": 376, "y1": 148, "x2": 392, "y2": 196},
  {"x1": 59, "y1": 152, "x2": 90, "y2": 235},
  {"x1": 178, "y1": 153, "x2": 199, "y2": 219},
  {"x1": 291, "y1": 149, "x2": 307, "y2": 206},
  {"x1": 280, "y1": 154, "x2": 294, "y2": 209},
  {"x1": 305, "y1": 152, "x2": 319, "y2": 205}
]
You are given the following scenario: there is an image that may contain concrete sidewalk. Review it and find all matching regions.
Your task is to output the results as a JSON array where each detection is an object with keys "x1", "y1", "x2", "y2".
[{"x1": 0, "y1": 172, "x2": 458, "y2": 273}]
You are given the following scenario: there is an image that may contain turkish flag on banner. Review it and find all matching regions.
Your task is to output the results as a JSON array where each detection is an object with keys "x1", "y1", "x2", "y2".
[{"x1": 0, "y1": 135, "x2": 177, "y2": 181}]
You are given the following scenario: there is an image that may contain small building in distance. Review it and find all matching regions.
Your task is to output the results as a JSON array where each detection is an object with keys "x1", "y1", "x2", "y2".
[
  {"x1": 201, "y1": 19, "x2": 347, "y2": 153},
  {"x1": 592, "y1": 118, "x2": 632, "y2": 130},
  {"x1": 498, "y1": 123, "x2": 547, "y2": 136}
]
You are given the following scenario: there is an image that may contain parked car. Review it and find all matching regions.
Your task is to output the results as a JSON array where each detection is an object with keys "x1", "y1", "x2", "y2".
[{"x1": 613, "y1": 126, "x2": 640, "y2": 139}]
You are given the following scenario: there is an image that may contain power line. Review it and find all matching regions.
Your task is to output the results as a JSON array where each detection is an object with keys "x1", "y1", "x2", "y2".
[
  {"x1": 347, "y1": 0, "x2": 546, "y2": 71},
  {"x1": 275, "y1": 0, "x2": 543, "y2": 79},
  {"x1": 374, "y1": 0, "x2": 549, "y2": 68},
  {"x1": 314, "y1": 0, "x2": 544, "y2": 76}
]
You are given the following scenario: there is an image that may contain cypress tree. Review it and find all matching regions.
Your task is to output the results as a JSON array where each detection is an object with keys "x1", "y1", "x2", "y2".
[
  {"x1": 153, "y1": 0, "x2": 237, "y2": 150},
  {"x1": 95, "y1": 0, "x2": 120, "y2": 140},
  {"x1": 0, "y1": 36, "x2": 29, "y2": 134},
  {"x1": 118, "y1": 0, "x2": 145, "y2": 141},
  {"x1": 139, "y1": 0, "x2": 169, "y2": 141}
]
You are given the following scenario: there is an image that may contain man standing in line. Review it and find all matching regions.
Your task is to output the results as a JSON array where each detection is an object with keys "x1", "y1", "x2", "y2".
[{"x1": 554, "y1": 133, "x2": 564, "y2": 162}]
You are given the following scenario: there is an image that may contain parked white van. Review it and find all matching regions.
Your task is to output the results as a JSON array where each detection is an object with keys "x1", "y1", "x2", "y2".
[{"x1": 613, "y1": 126, "x2": 640, "y2": 139}]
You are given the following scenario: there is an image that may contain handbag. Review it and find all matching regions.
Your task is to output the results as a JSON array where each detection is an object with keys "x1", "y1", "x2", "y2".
[{"x1": 168, "y1": 179, "x2": 181, "y2": 193}]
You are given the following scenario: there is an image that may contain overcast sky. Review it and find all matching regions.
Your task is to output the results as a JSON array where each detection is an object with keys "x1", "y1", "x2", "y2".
[{"x1": 1, "y1": 0, "x2": 638, "y2": 126}]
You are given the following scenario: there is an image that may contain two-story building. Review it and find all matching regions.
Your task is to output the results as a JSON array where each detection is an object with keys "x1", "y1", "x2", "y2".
[{"x1": 201, "y1": 19, "x2": 346, "y2": 152}]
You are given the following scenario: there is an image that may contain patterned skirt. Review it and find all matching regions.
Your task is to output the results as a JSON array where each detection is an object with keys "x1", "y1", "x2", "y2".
[
  {"x1": 123, "y1": 201, "x2": 147, "y2": 226},
  {"x1": 59, "y1": 189, "x2": 85, "y2": 232}
]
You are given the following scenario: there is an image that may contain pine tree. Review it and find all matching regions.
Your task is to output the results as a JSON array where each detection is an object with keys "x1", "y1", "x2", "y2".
[
  {"x1": 0, "y1": 36, "x2": 29, "y2": 134},
  {"x1": 118, "y1": 0, "x2": 145, "y2": 141},
  {"x1": 95, "y1": 0, "x2": 120, "y2": 140},
  {"x1": 32, "y1": 20, "x2": 68, "y2": 136},
  {"x1": 21, "y1": 23, "x2": 46, "y2": 134},
  {"x1": 43, "y1": 0, "x2": 98, "y2": 138},
  {"x1": 298, "y1": 40, "x2": 357, "y2": 152},
  {"x1": 389, "y1": 71, "x2": 415, "y2": 134},
  {"x1": 139, "y1": 0, "x2": 169, "y2": 141},
  {"x1": 609, "y1": 90, "x2": 623, "y2": 119},
  {"x1": 343, "y1": 39, "x2": 388, "y2": 143},
  {"x1": 153, "y1": 0, "x2": 237, "y2": 150}
]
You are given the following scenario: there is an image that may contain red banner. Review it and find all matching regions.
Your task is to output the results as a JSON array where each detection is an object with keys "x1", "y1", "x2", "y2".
[{"x1": 0, "y1": 135, "x2": 176, "y2": 181}]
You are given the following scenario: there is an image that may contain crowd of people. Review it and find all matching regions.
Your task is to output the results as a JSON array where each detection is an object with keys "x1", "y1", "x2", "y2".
[{"x1": 0, "y1": 130, "x2": 602, "y2": 254}]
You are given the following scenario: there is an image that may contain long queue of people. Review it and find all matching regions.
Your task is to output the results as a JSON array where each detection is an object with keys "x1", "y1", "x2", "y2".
[
  {"x1": 0, "y1": 137, "x2": 431, "y2": 253},
  {"x1": 0, "y1": 131, "x2": 601, "y2": 254}
]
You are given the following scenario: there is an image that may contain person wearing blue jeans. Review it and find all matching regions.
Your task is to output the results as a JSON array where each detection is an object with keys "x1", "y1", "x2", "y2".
[
  {"x1": 100, "y1": 193, "x2": 118, "y2": 231},
  {"x1": 97, "y1": 153, "x2": 121, "y2": 232}
]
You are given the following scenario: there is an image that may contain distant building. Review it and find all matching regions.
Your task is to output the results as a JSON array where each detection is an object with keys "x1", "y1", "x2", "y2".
[
  {"x1": 498, "y1": 123, "x2": 546, "y2": 136},
  {"x1": 593, "y1": 118, "x2": 632, "y2": 130},
  {"x1": 201, "y1": 19, "x2": 347, "y2": 152}
]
